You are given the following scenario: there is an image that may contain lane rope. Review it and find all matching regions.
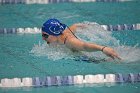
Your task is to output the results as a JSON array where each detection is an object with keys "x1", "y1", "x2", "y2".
[
  {"x1": 0, "y1": 0, "x2": 133, "y2": 4},
  {"x1": 0, "y1": 73, "x2": 140, "y2": 88},
  {"x1": 0, "y1": 23, "x2": 139, "y2": 34}
]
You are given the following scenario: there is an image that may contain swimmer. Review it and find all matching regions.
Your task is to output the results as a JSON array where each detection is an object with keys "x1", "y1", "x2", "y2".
[{"x1": 42, "y1": 18, "x2": 121, "y2": 60}]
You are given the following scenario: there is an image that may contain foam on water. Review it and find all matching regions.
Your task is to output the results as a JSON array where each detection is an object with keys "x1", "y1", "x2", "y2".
[
  {"x1": 115, "y1": 45, "x2": 140, "y2": 63},
  {"x1": 75, "y1": 21, "x2": 120, "y2": 46},
  {"x1": 30, "y1": 42, "x2": 74, "y2": 60},
  {"x1": 30, "y1": 22, "x2": 140, "y2": 63}
]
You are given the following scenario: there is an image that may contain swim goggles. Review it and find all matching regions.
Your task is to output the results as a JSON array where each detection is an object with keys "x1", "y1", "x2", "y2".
[{"x1": 42, "y1": 33, "x2": 49, "y2": 39}]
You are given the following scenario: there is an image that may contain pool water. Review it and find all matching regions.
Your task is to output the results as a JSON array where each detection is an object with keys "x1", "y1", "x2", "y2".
[{"x1": 0, "y1": 1, "x2": 140, "y2": 93}]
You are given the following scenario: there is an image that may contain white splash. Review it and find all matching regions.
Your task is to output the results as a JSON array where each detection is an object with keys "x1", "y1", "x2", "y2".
[
  {"x1": 30, "y1": 22, "x2": 140, "y2": 63},
  {"x1": 75, "y1": 21, "x2": 120, "y2": 46},
  {"x1": 115, "y1": 45, "x2": 140, "y2": 63},
  {"x1": 30, "y1": 42, "x2": 75, "y2": 61}
]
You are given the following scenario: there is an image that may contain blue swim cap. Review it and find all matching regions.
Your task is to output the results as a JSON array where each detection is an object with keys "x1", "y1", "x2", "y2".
[{"x1": 42, "y1": 18, "x2": 67, "y2": 36}]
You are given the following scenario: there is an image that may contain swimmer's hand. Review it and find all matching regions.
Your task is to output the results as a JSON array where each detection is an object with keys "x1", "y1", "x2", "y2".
[{"x1": 102, "y1": 47, "x2": 121, "y2": 60}]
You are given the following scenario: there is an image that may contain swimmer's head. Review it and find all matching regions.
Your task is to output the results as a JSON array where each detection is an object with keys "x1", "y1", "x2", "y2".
[{"x1": 42, "y1": 18, "x2": 66, "y2": 36}]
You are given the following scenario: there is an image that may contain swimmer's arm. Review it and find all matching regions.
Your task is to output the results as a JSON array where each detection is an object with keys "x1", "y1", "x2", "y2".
[
  {"x1": 67, "y1": 38, "x2": 104, "y2": 52},
  {"x1": 67, "y1": 38, "x2": 121, "y2": 59},
  {"x1": 83, "y1": 42, "x2": 121, "y2": 60},
  {"x1": 68, "y1": 23, "x2": 87, "y2": 33}
]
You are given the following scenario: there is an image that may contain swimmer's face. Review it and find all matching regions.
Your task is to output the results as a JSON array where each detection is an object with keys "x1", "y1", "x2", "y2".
[{"x1": 42, "y1": 32, "x2": 57, "y2": 44}]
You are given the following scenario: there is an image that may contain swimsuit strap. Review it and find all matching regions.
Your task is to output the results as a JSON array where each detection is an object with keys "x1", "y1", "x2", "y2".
[
  {"x1": 64, "y1": 36, "x2": 68, "y2": 44},
  {"x1": 67, "y1": 26, "x2": 78, "y2": 39},
  {"x1": 63, "y1": 26, "x2": 79, "y2": 44}
]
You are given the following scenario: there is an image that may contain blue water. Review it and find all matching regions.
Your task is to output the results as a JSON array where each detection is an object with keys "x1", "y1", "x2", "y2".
[{"x1": 0, "y1": 1, "x2": 140, "y2": 93}]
